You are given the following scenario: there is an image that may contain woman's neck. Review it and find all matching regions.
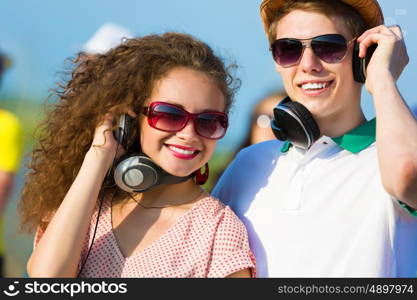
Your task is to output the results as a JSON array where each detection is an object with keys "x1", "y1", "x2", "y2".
[{"x1": 131, "y1": 179, "x2": 205, "y2": 209}]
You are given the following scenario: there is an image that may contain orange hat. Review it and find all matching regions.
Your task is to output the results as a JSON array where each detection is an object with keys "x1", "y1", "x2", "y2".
[{"x1": 260, "y1": 0, "x2": 384, "y2": 34}]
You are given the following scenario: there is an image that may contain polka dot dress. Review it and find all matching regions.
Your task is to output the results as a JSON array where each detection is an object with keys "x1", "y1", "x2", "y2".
[{"x1": 34, "y1": 196, "x2": 256, "y2": 278}]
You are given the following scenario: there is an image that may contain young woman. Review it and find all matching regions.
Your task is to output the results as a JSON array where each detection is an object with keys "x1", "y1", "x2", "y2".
[{"x1": 20, "y1": 32, "x2": 256, "y2": 278}]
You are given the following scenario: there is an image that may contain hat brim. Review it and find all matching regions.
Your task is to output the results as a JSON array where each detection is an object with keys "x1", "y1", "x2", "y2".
[{"x1": 260, "y1": 0, "x2": 384, "y2": 35}]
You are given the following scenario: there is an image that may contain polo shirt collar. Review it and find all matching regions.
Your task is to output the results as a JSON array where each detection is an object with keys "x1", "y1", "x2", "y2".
[
  {"x1": 280, "y1": 118, "x2": 376, "y2": 154},
  {"x1": 331, "y1": 118, "x2": 376, "y2": 154}
]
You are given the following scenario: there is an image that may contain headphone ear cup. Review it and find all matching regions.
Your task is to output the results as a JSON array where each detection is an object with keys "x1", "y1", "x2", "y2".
[
  {"x1": 286, "y1": 101, "x2": 320, "y2": 143},
  {"x1": 271, "y1": 117, "x2": 288, "y2": 141},
  {"x1": 352, "y1": 42, "x2": 365, "y2": 83},
  {"x1": 113, "y1": 154, "x2": 159, "y2": 193}
]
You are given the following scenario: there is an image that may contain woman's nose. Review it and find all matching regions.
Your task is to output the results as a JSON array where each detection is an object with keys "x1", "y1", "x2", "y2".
[{"x1": 175, "y1": 119, "x2": 199, "y2": 140}]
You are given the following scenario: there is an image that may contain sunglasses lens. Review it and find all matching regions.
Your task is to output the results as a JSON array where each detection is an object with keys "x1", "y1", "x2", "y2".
[
  {"x1": 148, "y1": 104, "x2": 187, "y2": 131},
  {"x1": 146, "y1": 102, "x2": 228, "y2": 139},
  {"x1": 196, "y1": 113, "x2": 228, "y2": 139},
  {"x1": 272, "y1": 39, "x2": 303, "y2": 67},
  {"x1": 312, "y1": 35, "x2": 348, "y2": 63},
  {"x1": 272, "y1": 34, "x2": 349, "y2": 67}
]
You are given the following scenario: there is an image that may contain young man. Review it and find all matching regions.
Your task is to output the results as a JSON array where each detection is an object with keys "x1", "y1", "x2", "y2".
[{"x1": 213, "y1": 0, "x2": 417, "y2": 277}]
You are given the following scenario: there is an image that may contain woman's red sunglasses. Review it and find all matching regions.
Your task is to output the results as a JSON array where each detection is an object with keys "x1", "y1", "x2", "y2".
[{"x1": 142, "y1": 101, "x2": 229, "y2": 140}]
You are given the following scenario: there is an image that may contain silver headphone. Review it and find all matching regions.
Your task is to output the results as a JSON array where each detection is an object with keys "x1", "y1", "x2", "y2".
[{"x1": 112, "y1": 114, "x2": 191, "y2": 193}]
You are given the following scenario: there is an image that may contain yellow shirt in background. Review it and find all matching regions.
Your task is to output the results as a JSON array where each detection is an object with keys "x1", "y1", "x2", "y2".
[
  {"x1": 0, "y1": 109, "x2": 23, "y2": 255},
  {"x1": 0, "y1": 109, "x2": 23, "y2": 173}
]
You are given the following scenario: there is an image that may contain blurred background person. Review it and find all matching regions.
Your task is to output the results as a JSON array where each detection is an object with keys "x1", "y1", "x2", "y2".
[
  {"x1": 0, "y1": 51, "x2": 23, "y2": 277},
  {"x1": 81, "y1": 22, "x2": 133, "y2": 57},
  {"x1": 76, "y1": 23, "x2": 133, "y2": 70},
  {"x1": 237, "y1": 90, "x2": 286, "y2": 150},
  {"x1": 0, "y1": 23, "x2": 133, "y2": 278}
]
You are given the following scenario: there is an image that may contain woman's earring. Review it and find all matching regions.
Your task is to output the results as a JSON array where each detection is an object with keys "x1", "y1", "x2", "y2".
[{"x1": 195, "y1": 163, "x2": 209, "y2": 185}]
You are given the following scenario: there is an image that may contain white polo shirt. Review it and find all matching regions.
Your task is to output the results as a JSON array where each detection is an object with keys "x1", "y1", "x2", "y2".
[{"x1": 213, "y1": 119, "x2": 417, "y2": 277}]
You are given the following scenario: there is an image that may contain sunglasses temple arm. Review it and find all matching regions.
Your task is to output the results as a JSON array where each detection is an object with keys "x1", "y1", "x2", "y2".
[{"x1": 142, "y1": 107, "x2": 149, "y2": 116}]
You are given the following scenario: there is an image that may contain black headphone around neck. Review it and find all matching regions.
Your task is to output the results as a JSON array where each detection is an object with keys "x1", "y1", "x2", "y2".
[
  {"x1": 112, "y1": 114, "x2": 192, "y2": 193},
  {"x1": 271, "y1": 96, "x2": 320, "y2": 150}
]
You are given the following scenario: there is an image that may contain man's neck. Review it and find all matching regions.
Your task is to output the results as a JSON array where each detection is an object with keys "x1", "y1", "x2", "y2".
[{"x1": 318, "y1": 109, "x2": 366, "y2": 138}]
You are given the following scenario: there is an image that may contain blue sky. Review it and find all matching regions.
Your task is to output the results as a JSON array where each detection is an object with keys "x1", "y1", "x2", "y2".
[{"x1": 1, "y1": 0, "x2": 416, "y2": 149}]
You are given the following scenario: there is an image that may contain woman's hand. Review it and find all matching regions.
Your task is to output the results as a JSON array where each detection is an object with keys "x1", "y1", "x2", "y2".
[
  {"x1": 88, "y1": 109, "x2": 137, "y2": 169},
  {"x1": 357, "y1": 25, "x2": 409, "y2": 95}
]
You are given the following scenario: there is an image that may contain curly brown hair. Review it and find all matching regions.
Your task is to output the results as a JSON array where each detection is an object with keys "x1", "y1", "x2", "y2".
[{"x1": 19, "y1": 32, "x2": 240, "y2": 233}]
